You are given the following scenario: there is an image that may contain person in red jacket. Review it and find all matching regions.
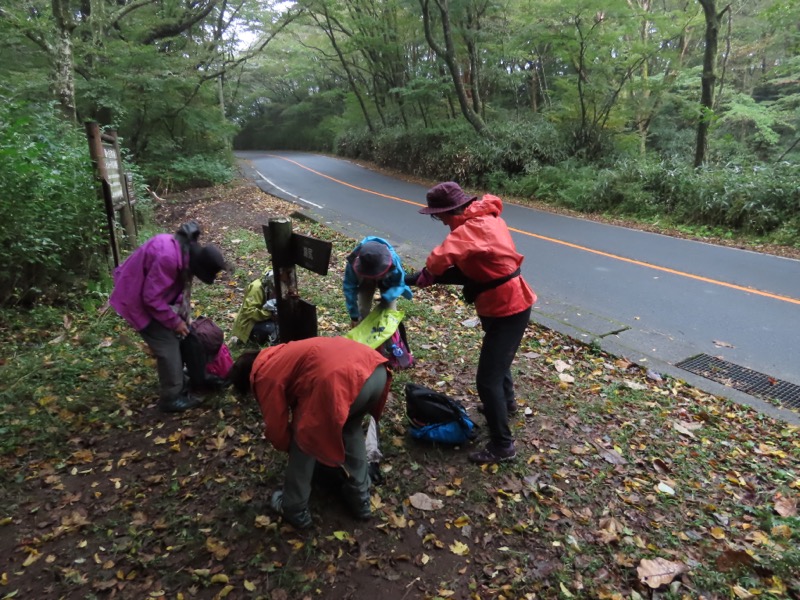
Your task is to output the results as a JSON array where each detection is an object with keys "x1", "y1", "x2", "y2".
[
  {"x1": 229, "y1": 337, "x2": 391, "y2": 529},
  {"x1": 408, "y1": 182, "x2": 536, "y2": 464}
]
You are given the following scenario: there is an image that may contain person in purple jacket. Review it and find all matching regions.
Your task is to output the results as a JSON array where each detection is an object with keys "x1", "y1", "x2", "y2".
[{"x1": 109, "y1": 221, "x2": 229, "y2": 412}]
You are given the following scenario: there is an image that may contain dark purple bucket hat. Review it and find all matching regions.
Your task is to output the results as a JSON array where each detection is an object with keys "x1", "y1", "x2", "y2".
[
  {"x1": 353, "y1": 241, "x2": 393, "y2": 279},
  {"x1": 419, "y1": 182, "x2": 477, "y2": 215}
]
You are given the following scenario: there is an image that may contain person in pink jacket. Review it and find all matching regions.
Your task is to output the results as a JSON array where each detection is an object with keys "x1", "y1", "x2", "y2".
[
  {"x1": 229, "y1": 337, "x2": 391, "y2": 529},
  {"x1": 109, "y1": 221, "x2": 228, "y2": 412},
  {"x1": 408, "y1": 182, "x2": 536, "y2": 464}
]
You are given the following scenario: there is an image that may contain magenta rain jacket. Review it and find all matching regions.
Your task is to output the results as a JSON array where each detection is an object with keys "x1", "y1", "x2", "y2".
[{"x1": 109, "y1": 234, "x2": 188, "y2": 332}]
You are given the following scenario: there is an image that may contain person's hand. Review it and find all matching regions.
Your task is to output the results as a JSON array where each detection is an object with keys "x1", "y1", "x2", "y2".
[
  {"x1": 350, "y1": 319, "x2": 361, "y2": 329},
  {"x1": 405, "y1": 270, "x2": 420, "y2": 286},
  {"x1": 416, "y1": 268, "x2": 435, "y2": 288},
  {"x1": 175, "y1": 321, "x2": 190, "y2": 338}
]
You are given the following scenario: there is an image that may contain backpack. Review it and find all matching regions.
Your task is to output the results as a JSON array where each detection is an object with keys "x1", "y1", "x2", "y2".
[
  {"x1": 405, "y1": 383, "x2": 476, "y2": 445},
  {"x1": 380, "y1": 321, "x2": 413, "y2": 370},
  {"x1": 181, "y1": 317, "x2": 231, "y2": 387}
]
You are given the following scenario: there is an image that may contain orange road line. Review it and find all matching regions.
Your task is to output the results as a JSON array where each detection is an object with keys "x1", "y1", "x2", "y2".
[
  {"x1": 508, "y1": 227, "x2": 800, "y2": 306},
  {"x1": 266, "y1": 154, "x2": 800, "y2": 306},
  {"x1": 267, "y1": 154, "x2": 420, "y2": 206}
]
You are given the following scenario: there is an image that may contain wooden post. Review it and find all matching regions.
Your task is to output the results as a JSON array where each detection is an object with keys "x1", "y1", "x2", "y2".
[
  {"x1": 262, "y1": 217, "x2": 332, "y2": 343},
  {"x1": 266, "y1": 218, "x2": 317, "y2": 342}
]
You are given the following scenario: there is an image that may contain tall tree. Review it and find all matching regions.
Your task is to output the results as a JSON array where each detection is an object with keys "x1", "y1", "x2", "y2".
[
  {"x1": 694, "y1": 0, "x2": 730, "y2": 166},
  {"x1": 419, "y1": 0, "x2": 487, "y2": 134}
]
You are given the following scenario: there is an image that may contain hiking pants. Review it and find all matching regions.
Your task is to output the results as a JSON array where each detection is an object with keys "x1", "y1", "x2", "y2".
[
  {"x1": 477, "y1": 306, "x2": 532, "y2": 448},
  {"x1": 283, "y1": 365, "x2": 388, "y2": 512},
  {"x1": 139, "y1": 320, "x2": 185, "y2": 402},
  {"x1": 357, "y1": 279, "x2": 397, "y2": 319}
]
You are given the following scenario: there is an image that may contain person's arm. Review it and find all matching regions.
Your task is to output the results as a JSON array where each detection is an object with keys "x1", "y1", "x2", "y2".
[
  {"x1": 343, "y1": 263, "x2": 361, "y2": 321},
  {"x1": 142, "y1": 255, "x2": 184, "y2": 331},
  {"x1": 426, "y1": 233, "x2": 473, "y2": 276},
  {"x1": 255, "y1": 377, "x2": 291, "y2": 452},
  {"x1": 379, "y1": 261, "x2": 413, "y2": 302}
]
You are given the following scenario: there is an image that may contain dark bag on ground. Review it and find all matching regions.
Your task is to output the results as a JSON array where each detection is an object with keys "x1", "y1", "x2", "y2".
[{"x1": 405, "y1": 383, "x2": 476, "y2": 445}]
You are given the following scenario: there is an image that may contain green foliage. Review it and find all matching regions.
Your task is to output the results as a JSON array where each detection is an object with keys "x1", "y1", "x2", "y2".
[
  {"x1": 145, "y1": 154, "x2": 235, "y2": 192},
  {"x1": 519, "y1": 157, "x2": 800, "y2": 244},
  {"x1": 337, "y1": 118, "x2": 567, "y2": 185},
  {"x1": 0, "y1": 98, "x2": 107, "y2": 305}
]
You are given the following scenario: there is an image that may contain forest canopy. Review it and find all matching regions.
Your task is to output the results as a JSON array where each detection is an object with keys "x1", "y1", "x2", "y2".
[{"x1": 1, "y1": 0, "x2": 799, "y2": 302}]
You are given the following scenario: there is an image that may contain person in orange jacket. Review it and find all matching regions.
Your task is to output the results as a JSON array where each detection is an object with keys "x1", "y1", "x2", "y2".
[
  {"x1": 407, "y1": 182, "x2": 536, "y2": 464},
  {"x1": 229, "y1": 337, "x2": 391, "y2": 529}
]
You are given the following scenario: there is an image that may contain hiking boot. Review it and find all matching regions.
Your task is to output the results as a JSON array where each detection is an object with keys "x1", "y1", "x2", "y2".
[
  {"x1": 271, "y1": 491, "x2": 312, "y2": 529},
  {"x1": 158, "y1": 393, "x2": 201, "y2": 413},
  {"x1": 339, "y1": 483, "x2": 372, "y2": 521},
  {"x1": 468, "y1": 443, "x2": 517, "y2": 465},
  {"x1": 476, "y1": 402, "x2": 519, "y2": 416}
]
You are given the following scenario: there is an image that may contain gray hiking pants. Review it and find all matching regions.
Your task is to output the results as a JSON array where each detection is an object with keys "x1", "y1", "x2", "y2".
[{"x1": 139, "y1": 320, "x2": 185, "y2": 402}]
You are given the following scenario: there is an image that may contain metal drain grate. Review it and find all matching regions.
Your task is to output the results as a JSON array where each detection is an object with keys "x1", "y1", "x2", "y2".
[{"x1": 676, "y1": 354, "x2": 800, "y2": 410}]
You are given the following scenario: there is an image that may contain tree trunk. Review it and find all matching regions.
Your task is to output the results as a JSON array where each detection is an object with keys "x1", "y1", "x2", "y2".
[
  {"x1": 694, "y1": 0, "x2": 722, "y2": 167},
  {"x1": 419, "y1": 0, "x2": 487, "y2": 135},
  {"x1": 51, "y1": 0, "x2": 77, "y2": 121}
]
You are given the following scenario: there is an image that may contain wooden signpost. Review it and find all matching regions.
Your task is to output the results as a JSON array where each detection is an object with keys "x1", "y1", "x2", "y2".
[{"x1": 263, "y1": 217, "x2": 332, "y2": 343}]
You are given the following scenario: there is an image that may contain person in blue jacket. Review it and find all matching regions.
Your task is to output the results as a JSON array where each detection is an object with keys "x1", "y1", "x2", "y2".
[{"x1": 343, "y1": 237, "x2": 413, "y2": 327}]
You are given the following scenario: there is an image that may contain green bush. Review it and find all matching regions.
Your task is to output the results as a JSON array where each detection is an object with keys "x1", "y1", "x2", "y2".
[
  {"x1": 166, "y1": 154, "x2": 234, "y2": 189},
  {"x1": 337, "y1": 117, "x2": 567, "y2": 187},
  {"x1": 0, "y1": 99, "x2": 107, "y2": 305}
]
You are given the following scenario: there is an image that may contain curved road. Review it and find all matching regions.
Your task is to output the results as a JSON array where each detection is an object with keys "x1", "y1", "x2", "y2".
[{"x1": 238, "y1": 150, "x2": 800, "y2": 423}]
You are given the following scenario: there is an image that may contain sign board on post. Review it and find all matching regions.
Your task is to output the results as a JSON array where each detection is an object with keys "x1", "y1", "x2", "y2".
[
  {"x1": 263, "y1": 218, "x2": 332, "y2": 343},
  {"x1": 85, "y1": 122, "x2": 137, "y2": 267}
]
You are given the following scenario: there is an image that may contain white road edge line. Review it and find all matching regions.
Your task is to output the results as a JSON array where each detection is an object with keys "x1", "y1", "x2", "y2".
[{"x1": 255, "y1": 169, "x2": 323, "y2": 209}]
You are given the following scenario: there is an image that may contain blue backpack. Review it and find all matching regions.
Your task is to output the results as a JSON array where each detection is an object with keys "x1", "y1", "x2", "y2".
[{"x1": 405, "y1": 383, "x2": 477, "y2": 445}]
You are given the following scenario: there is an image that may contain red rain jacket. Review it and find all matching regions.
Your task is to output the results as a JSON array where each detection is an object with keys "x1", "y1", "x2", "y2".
[
  {"x1": 425, "y1": 194, "x2": 537, "y2": 317},
  {"x1": 250, "y1": 337, "x2": 391, "y2": 466}
]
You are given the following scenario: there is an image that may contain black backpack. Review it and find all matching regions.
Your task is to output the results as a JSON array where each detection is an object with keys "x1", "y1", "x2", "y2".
[{"x1": 405, "y1": 383, "x2": 477, "y2": 445}]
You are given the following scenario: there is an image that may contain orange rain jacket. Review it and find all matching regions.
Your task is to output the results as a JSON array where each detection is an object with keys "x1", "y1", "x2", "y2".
[
  {"x1": 250, "y1": 337, "x2": 391, "y2": 466},
  {"x1": 425, "y1": 194, "x2": 537, "y2": 317}
]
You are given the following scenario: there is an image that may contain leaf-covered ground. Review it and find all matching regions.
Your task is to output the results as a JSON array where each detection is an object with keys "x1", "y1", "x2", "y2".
[{"x1": 1, "y1": 179, "x2": 799, "y2": 600}]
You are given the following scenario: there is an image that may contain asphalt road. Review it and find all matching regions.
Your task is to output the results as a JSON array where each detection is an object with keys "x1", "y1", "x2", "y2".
[{"x1": 237, "y1": 150, "x2": 800, "y2": 424}]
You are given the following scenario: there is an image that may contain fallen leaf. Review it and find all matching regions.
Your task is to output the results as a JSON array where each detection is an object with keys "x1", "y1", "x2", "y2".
[
  {"x1": 205, "y1": 537, "x2": 230, "y2": 560},
  {"x1": 448, "y1": 541, "x2": 469, "y2": 556},
  {"x1": 553, "y1": 360, "x2": 571, "y2": 373},
  {"x1": 710, "y1": 526, "x2": 726, "y2": 540},
  {"x1": 732, "y1": 585, "x2": 755, "y2": 599},
  {"x1": 716, "y1": 549, "x2": 754, "y2": 572},
  {"x1": 594, "y1": 444, "x2": 627, "y2": 465},
  {"x1": 774, "y1": 496, "x2": 797, "y2": 517},
  {"x1": 624, "y1": 380, "x2": 648, "y2": 391},
  {"x1": 637, "y1": 557, "x2": 687, "y2": 588},
  {"x1": 656, "y1": 482, "x2": 675, "y2": 496},
  {"x1": 713, "y1": 340, "x2": 735, "y2": 348},
  {"x1": 409, "y1": 493, "x2": 443, "y2": 511}
]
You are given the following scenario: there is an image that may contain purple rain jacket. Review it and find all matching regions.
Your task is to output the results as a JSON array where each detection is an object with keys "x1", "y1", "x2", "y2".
[{"x1": 109, "y1": 234, "x2": 188, "y2": 332}]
